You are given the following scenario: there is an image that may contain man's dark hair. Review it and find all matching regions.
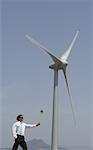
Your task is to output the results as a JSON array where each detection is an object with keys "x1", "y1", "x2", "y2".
[{"x1": 16, "y1": 114, "x2": 23, "y2": 121}]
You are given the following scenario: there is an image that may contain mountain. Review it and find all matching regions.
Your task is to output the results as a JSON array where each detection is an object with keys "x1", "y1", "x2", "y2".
[
  {"x1": 27, "y1": 139, "x2": 68, "y2": 150},
  {"x1": 0, "y1": 139, "x2": 68, "y2": 150},
  {"x1": 27, "y1": 139, "x2": 50, "y2": 149}
]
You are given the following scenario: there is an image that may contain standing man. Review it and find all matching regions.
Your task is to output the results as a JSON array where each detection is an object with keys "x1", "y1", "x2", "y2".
[{"x1": 12, "y1": 114, "x2": 40, "y2": 150}]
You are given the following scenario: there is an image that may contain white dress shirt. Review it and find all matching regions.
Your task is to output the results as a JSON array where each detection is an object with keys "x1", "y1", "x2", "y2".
[{"x1": 12, "y1": 121, "x2": 36, "y2": 139}]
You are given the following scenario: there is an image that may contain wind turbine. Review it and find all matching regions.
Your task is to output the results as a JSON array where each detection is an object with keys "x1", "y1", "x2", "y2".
[{"x1": 26, "y1": 31, "x2": 79, "y2": 150}]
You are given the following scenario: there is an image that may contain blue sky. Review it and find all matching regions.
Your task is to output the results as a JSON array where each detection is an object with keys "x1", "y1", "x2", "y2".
[{"x1": 0, "y1": 0, "x2": 93, "y2": 148}]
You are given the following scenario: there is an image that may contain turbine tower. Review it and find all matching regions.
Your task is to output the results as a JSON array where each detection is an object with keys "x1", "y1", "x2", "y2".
[{"x1": 26, "y1": 31, "x2": 79, "y2": 150}]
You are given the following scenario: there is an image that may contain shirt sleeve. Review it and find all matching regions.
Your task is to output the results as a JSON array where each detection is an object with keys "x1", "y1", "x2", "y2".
[
  {"x1": 12, "y1": 123, "x2": 17, "y2": 139},
  {"x1": 25, "y1": 123, "x2": 36, "y2": 128}
]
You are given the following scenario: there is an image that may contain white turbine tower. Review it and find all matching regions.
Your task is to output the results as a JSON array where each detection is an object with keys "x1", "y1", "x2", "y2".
[{"x1": 26, "y1": 31, "x2": 79, "y2": 150}]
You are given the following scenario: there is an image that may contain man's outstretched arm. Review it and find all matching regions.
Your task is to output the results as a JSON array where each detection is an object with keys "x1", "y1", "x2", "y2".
[{"x1": 25, "y1": 122, "x2": 40, "y2": 128}]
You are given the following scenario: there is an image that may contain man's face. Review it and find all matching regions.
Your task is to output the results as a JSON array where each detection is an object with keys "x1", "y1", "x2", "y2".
[{"x1": 19, "y1": 115, "x2": 23, "y2": 122}]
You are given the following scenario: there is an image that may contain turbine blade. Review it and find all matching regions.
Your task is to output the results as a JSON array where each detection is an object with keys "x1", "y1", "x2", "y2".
[
  {"x1": 63, "y1": 69, "x2": 76, "y2": 125},
  {"x1": 61, "y1": 31, "x2": 79, "y2": 61},
  {"x1": 26, "y1": 35, "x2": 62, "y2": 64}
]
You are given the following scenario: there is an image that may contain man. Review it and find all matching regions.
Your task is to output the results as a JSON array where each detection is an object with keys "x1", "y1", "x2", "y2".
[{"x1": 12, "y1": 114, "x2": 40, "y2": 150}]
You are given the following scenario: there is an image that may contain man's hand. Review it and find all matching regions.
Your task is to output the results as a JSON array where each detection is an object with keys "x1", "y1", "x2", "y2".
[
  {"x1": 14, "y1": 135, "x2": 17, "y2": 139},
  {"x1": 36, "y1": 122, "x2": 40, "y2": 127}
]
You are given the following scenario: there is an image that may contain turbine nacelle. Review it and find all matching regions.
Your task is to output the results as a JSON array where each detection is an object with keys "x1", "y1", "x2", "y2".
[{"x1": 49, "y1": 60, "x2": 68, "y2": 70}]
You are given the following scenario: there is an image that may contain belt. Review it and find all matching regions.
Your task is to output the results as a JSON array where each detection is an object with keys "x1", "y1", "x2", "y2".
[{"x1": 17, "y1": 134, "x2": 24, "y2": 137}]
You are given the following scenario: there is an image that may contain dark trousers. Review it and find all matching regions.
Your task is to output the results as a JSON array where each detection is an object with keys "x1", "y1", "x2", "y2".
[{"x1": 12, "y1": 135, "x2": 27, "y2": 150}]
